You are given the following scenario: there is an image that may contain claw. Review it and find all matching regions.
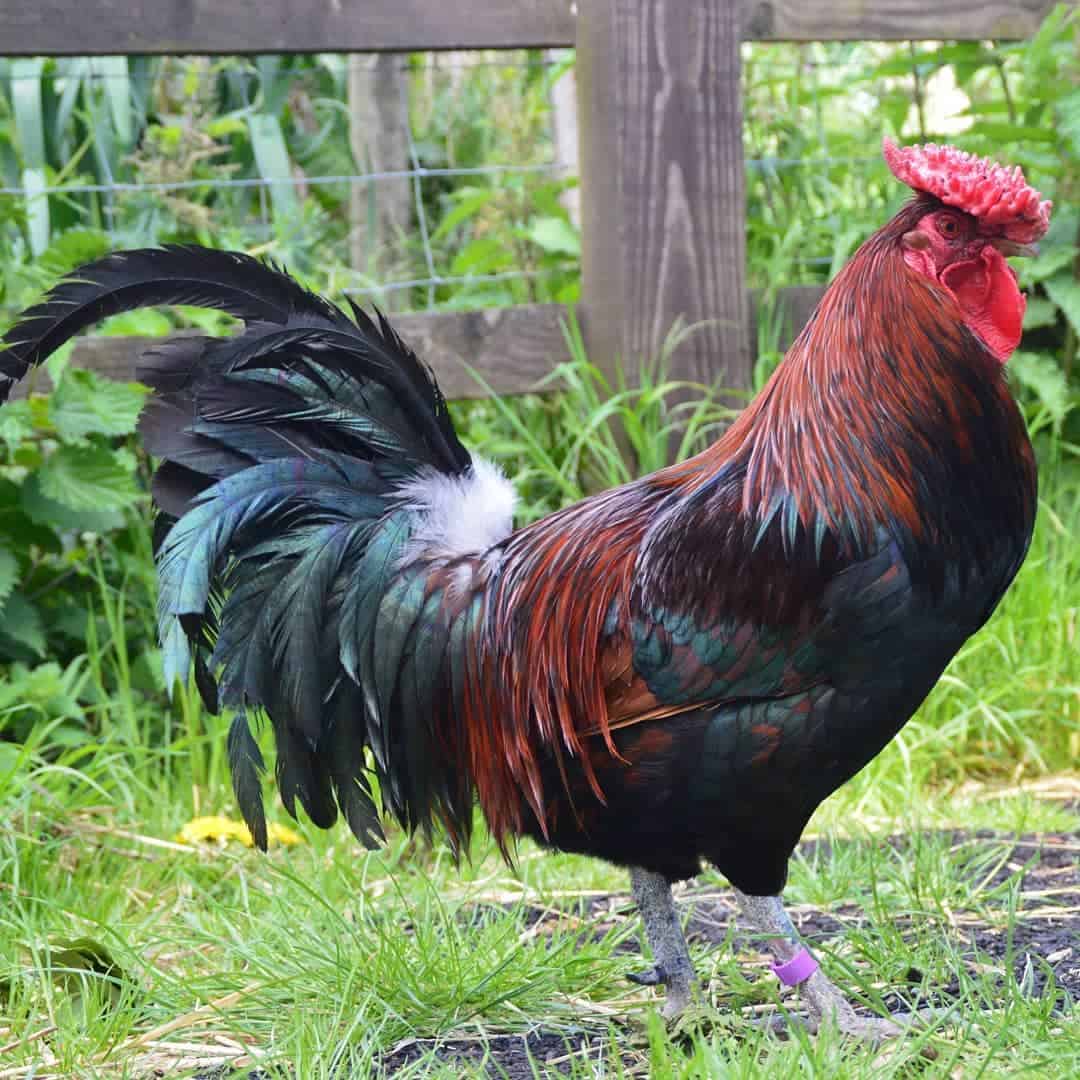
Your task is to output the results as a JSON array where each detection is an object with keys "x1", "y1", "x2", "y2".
[{"x1": 627, "y1": 964, "x2": 666, "y2": 987}]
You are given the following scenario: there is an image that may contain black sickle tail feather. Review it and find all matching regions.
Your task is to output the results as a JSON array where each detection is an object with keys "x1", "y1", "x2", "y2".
[{"x1": 0, "y1": 246, "x2": 486, "y2": 850}]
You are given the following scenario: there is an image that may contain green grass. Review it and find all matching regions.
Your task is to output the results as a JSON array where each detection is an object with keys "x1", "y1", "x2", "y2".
[
  {"x1": 0, "y1": 359, "x2": 1078, "y2": 1077},
  {"x1": 1, "y1": 737, "x2": 1077, "y2": 1076}
]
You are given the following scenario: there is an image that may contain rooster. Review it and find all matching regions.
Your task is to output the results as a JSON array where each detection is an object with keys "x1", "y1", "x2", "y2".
[{"x1": 0, "y1": 140, "x2": 1048, "y2": 1036}]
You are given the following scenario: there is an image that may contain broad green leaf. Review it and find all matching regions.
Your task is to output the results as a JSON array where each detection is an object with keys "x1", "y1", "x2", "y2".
[
  {"x1": 39, "y1": 228, "x2": 112, "y2": 277},
  {"x1": 1023, "y1": 295, "x2": 1058, "y2": 328},
  {"x1": 1022, "y1": 3, "x2": 1074, "y2": 79},
  {"x1": 1056, "y1": 89, "x2": 1080, "y2": 157},
  {"x1": 36, "y1": 445, "x2": 140, "y2": 512},
  {"x1": 1019, "y1": 246, "x2": 1078, "y2": 287},
  {"x1": 20, "y1": 166, "x2": 50, "y2": 258},
  {"x1": 10, "y1": 59, "x2": 46, "y2": 166},
  {"x1": 21, "y1": 473, "x2": 126, "y2": 535},
  {"x1": 1043, "y1": 272, "x2": 1080, "y2": 337},
  {"x1": 0, "y1": 660, "x2": 87, "y2": 721},
  {"x1": 0, "y1": 477, "x2": 65, "y2": 551},
  {"x1": 0, "y1": 401, "x2": 36, "y2": 453},
  {"x1": 86, "y1": 85, "x2": 119, "y2": 197},
  {"x1": 450, "y1": 236, "x2": 509, "y2": 276},
  {"x1": 0, "y1": 591, "x2": 46, "y2": 656},
  {"x1": 0, "y1": 742, "x2": 27, "y2": 780},
  {"x1": 1023, "y1": 297, "x2": 1059, "y2": 330},
  {"x1": 256, "y1": 55, "x2": 291, "y2": 115},
  {"x1": 1009, "y1": 350, "x2": 1071, "y2": 430},
  {"x1": 206, "y1": 115, "x2": 248, "y2": 139},
  {"x1": 527, "y1": 216, "x2": 580, "y2": 256},
  {"x1": 47, "y1": 937, "x2": 135, "y2": 1021},
  {"x1": 248, "y1": 112, "x2": 298, "y2": 224},
  {"x1": 50, "y1": 370, "x2": 148, "y2": 443},
  {"x1": 53, "y1": 57, "x2": 90, "y2": 144},
  {"x1": 11, "y1": 60, "x2": 50, "y2": 255},
  {"x1": 0, "y1": 546, "x2": 17, "y2": 608},
  {"x1": 93, "y1": 57, "x2": 133, "y2": 148},
  {"x1": 430, "y1": 188, "x2": 494, "y2": 243}
]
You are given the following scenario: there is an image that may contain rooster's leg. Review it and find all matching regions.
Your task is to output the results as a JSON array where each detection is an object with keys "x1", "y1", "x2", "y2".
[
  {"x1": 735, "y1": 891, "x2": 909, "y2": 1040},
  {"x1": 627, "y1": 867, "x2": 695, "y2": 1018}
]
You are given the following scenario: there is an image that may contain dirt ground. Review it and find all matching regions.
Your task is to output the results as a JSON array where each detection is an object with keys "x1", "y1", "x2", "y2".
[{"x1": 377, "y1": 823, "x2": 1080, "y2": 1078}]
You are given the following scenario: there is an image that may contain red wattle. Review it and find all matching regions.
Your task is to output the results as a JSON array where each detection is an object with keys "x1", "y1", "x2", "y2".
[{"x1": 941, "y1": 246, "x2": 1025, "y2": 363}]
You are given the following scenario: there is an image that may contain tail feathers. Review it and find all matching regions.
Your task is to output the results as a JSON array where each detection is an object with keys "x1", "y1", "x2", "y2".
[
  {"x1": 0, "y1": 244, "x2": 515, "y2": 852},
  {"x1": 0, "y1": 246, "x2": 328, "y2": 396},
  {"x1": 228, "y1": 712, "x2": 268, "y2": 851},
  {"x1": 0, "y1": 246, "x2": 470, "y2": 485},
  {"x1": 150, "y1": 407, "x2": 489, "y2": 848},
  {"x1": 182, "y1": 474, "x2": 483, "y2": 847},
  {"x1": 155, "y1": 454, "x2": 386, "y2": 686}
]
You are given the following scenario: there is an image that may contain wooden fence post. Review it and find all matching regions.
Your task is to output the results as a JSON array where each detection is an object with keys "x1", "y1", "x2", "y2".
[
  {"x1": 576, "y1": 0, "x2": 751, "y2": 416},
  {"x1": 348, "y1": 53, "x2": 412, "y2": 305}
]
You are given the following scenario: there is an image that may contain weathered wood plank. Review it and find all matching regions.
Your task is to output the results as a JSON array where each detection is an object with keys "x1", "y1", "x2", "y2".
[
  {"x1": 348, "y1": 55, "x2": 411, "y2": 299},
  {"x1": 24, "y1": 303, "x2": 572, "y2": 401},
  {"x1": 0, "y1": 0, "x2": 577, "y2": 56},
  {"x1": 12, "y1": 288, "x2": 827, "y2": 402},
  {"x1": 396, "y1": 304, "x2": 572, "y2": 399},
  {"x1": 2, "y1": 0, "x2": 1068, "y2": 57},
  {"x1": 577, "y1": 0, "x2": 751, "y2": 398},
  {"x1": 742, "y1": 0, "x2": 1067, "y2": 41}
]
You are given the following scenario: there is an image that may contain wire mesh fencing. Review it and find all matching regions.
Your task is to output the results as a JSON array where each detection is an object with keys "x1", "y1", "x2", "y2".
[
  {"x1": 0, "y1": 51, "x2": 579, "y2": 323},
  {"x1": 0, "y1": 43, "x2": 997, "y2": 326}
]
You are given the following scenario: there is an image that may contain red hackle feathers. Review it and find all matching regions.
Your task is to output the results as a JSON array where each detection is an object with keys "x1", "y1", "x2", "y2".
[
  {"x1": 652, "y1": 195, "x2": 1033, "y2": 554},
  {"x1": 461, "y1": 489, "x2": 660, "y2": 846},
  {"x1": 882, "y1": 137, "x2": 1051, "y2": 243}
]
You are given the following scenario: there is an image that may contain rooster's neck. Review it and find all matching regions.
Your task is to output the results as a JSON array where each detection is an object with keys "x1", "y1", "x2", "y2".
[{"x1": 666, "y1": 224, "x2": 1035, "y2": 560}]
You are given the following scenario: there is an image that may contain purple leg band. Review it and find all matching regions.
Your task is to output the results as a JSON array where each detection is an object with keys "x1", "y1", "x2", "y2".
[{"x1": 772, "y1": 946, "x2": 819, "y2": 987}]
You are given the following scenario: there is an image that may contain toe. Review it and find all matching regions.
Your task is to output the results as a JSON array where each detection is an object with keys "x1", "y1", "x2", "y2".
[
  {"x1": 627, "y1": 965, "x2": 665, "y2": 987},
  {"x1": 837, "y1": 1015, "x2": 903, "y2": 1042}
]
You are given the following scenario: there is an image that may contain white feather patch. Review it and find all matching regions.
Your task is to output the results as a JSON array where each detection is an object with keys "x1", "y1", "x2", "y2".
[{"x1": 395, "y1": 456, "x2": 516, "y2": 562}]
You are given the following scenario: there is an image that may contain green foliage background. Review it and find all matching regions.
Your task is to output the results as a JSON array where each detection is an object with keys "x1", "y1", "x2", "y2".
[
  {"x1": 0, "y1": 12, "x2": 1079, "y2": 1077},
  {"x1": 0, "y1": 9, "x2": 1078, "y2": 772}
]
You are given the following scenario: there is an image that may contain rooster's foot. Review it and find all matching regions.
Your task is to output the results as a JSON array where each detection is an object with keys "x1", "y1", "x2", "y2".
[
  {"x1": 736, "y1": 890, "x2": 942, "y2": 1042},
  {"x1": 802, "y1": 970, "x2": 901, "y2": 1040},
  {"x1": 806, "y1": 987, "x2": 946, "y2": 1042},
  {"x1": 630, "y1": 866, "x2": 696, "y2": 1019}
]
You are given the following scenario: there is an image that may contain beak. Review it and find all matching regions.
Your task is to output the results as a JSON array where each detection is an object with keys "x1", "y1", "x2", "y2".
[{"x1": 989, "y1": 237, "x2": 1040, "y2": 258}]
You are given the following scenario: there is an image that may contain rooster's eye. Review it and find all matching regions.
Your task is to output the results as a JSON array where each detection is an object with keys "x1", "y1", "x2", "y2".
[{"x1": 938, "y1": 217, "x2": 960, "y2": 238}]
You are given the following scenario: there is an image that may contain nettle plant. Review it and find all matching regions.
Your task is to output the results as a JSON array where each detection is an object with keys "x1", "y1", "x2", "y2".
[{"x1": 0, "y1": 367, "x2": 159, "y2": 744}]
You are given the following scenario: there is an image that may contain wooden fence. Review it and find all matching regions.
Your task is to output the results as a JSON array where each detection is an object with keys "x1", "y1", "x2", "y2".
[{"x1": 0, "y1": 0, "x2": 1065, "y2": 400}]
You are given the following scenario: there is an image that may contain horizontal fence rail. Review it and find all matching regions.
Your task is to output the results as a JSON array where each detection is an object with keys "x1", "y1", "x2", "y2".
[
  {"x1": 8, "y1": 287, "x2": 827, "y2": 402},
  {"x1": 0, "y1": 0, "x2": 1065, "y2": 55},
  {"x1": 0, "y1": 1, "x2": 578, "y2": 55}
]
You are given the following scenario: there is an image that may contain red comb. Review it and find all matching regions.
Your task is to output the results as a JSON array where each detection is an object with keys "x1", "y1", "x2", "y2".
[{"x1": 882, "y1": 137, "x2": 1051, "y2": 243}]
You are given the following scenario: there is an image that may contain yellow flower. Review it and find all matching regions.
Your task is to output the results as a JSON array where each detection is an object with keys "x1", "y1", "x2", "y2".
[{"x1": 175, "y1": 815, "x2": 303, "y2": 848}]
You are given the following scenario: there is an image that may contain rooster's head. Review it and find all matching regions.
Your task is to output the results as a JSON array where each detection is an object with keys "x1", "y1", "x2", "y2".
[{"x1": 882, "y1": 138, "x2": 1051, "y2": 362}]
